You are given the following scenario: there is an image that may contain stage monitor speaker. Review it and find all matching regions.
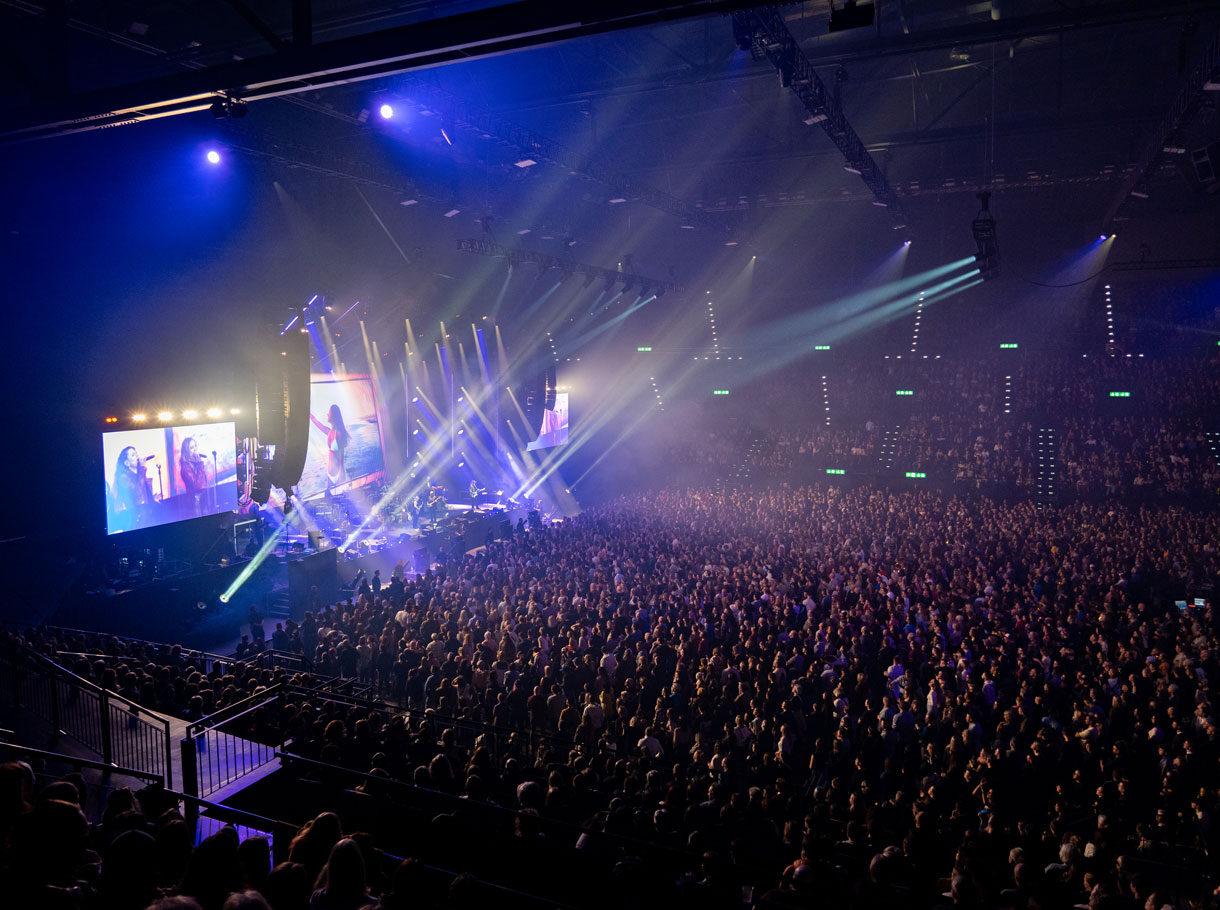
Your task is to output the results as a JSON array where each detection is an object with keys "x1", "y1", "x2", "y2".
[
  {"x1": 265, "y1": 330, "x2": 310, "y2": 492},
  {"x1": 412, "y1": 547, "x2": 429, "y2": 575}
]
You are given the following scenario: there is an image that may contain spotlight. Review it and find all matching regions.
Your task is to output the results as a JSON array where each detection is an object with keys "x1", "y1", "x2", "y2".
[
  {"x1": 1099, "y1": 234, "x2": 1107, "y2": 241},
  {"x1": 209, "y1": 99, "x2": 227, "y2": 119},
  {"x1": 132, "y1": 413, "x2": 147, "y2": 422},
  {"x1": 379, "y1": 103, "x2": 394, "y2": 119},
  {"x1": 206, "y1": 149, "x2": 221, "y2": 165},
  {"x1": 903, "y1": 240, "x2": 912, "y2": 246},
  {"x1": 157, "y1": 411, "x2": 173, "y2": 421},
  {"x1": 227, "y1": 99, "x2": 248, "y2": 118},
  {"x1": 104, "y1": 416, "x2": 118, "y2": 424},
  {"x1": 230, "y1": 408, "x2": 241, "y2": 415},
  {"x1": 182, "y1": 410, "x2": 198, "y2": 420},
  {"x1": 411, "y1": 396, "x2": 419, "y2": 403},
  {"x1": 206, "y1": 407, "x2": 222, "y2": 418}
]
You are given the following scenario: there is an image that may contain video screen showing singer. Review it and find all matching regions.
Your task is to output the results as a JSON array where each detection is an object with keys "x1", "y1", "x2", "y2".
[
  {"x1": 310, "y1": 403, "x2": 350, "y2": 492},
  {"x1": 104, "y1": 422, "x2": 239, "y2": 536},
  {"x1": 179, "y1": 435, "x2": 210, "y2": 516},
  {"x1": 111, "y1": 445, "x2": 158, "y2": 532}
]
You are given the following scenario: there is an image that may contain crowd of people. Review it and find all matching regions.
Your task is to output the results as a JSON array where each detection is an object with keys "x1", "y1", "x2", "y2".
[
  {"x1": 9, "y1": 479, "x2": 1217, "y2": 908},
  {"x1": 658, "y1": 352, "x2": 1220, "y2": 499}
]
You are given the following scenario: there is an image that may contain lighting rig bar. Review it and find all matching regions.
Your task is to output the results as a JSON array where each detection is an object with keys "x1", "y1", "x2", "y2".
[
  {"x1": 1103, "y1": 22, "x2": 1220, "y2": 231},
  {"x1": 456, "y1": 238, "x2": 682, "y2": 296},
  {"x1": 731, "y1": 6, "x2": 904, "y2": 226},
  {"x1": 403, "y1": 85, "x2": 716, "y2": 227},
  {"x1": 1, "y1": 0, "x2": 779, "y2": 143}
]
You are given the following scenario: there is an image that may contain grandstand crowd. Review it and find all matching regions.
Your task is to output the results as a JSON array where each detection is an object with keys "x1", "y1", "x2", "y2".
[
  {"x1": 5, "y1": 475, "x2": 1219, "y2": 908},
  {"x1": 665, "y1": 352, "x2": 1220, "y2": 499}
]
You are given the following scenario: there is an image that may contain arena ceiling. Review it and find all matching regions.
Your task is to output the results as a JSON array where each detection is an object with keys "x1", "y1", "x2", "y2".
[{"x1": 3, "y1": 1, "x2": 1218, "y2": 227}]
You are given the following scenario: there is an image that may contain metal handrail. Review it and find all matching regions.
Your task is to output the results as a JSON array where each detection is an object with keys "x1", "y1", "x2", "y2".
[
  {"x1": 238, "y1": 647, "x2": 307, "y2": 666},
  {"x1": 159, "y1": 788, "x2": 584, "y2": 907},
  {"x1": 18, "y1": 647, "x2": 169, "y2": 726},
  {"x1": 1, "y1": 644, "x2": 175, "y2": 787},
  {"x1": 377, "y1": 849, "x2": 582, "y2": 910},
  {"x1": 275, "y1": 751, "x2": 699, "y2": 863},
  {"x1": 0, "y1": 741, "x2": 164, "y2": 786},
  {"x1": 185, "y1": 684, "x2": 285, "y2": 739},
  {"x1": 33, "y1": 624, "x2": 234, "y2": 667},
  {"x1": 280, "y1": 684, "x2": 573, "y2": 752}
]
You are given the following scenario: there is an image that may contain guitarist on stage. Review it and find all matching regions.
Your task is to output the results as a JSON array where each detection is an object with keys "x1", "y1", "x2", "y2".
[
  {"x1": 427, "y1": 486, "x2": 445, "y2": 525},
  {"x1": 469, "y1": 479, "x2": 487, "y2": 512}
]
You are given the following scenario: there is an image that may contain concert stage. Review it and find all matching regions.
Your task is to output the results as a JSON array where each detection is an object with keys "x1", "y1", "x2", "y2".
[{"x1": 330, "y1": 503, "x2": 532, "y2": 585}]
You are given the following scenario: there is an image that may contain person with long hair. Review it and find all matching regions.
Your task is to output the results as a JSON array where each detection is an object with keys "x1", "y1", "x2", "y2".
[
  {"x1": 310, "y1": 404, "x2": 350, "y2": 491},
  {"x1": 180, "y1": 436, "x2": 210, "y2": 515},
  {"x1": 310, "y1": 838, "x2": 374, "y2": 910},
  {"x1": 112, "y1": 445, "x2": 155, "y2": 530}
]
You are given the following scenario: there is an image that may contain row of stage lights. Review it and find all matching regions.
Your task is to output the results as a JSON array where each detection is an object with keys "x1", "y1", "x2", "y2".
[{"x1": 104, "y1": 408, "x2": 242, "y2": 426}]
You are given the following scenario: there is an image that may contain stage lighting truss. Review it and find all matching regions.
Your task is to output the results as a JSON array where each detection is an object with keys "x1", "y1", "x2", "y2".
[
  {"x1": 106, "y1": 407, "x2": 243, "y2": 427},
  {"x1": 971, "y1": 191, "x2": 999, "y2": 280},
  {"x1": 732, "y1": 7, "x2": 904, "y2": 228},
  {"x1": 456, "y1": 238, "x2": 680, "y2": 296}
]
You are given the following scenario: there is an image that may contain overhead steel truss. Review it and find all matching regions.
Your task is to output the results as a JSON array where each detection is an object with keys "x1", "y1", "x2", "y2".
[
  {"x1": 1103, "y1": 22, "x2": 1220, "y2": 231},
  {"x1": 0, "y1": 0, "x2": 776, "y2": 143},
  {"x1": 732, "y1": 6, "x2": 906, "y2": 227}
]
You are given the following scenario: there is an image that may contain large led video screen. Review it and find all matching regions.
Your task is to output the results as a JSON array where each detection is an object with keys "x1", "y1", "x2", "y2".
[
  {"x1": 103, "y1": 422, "x2": 238, "y2": 535},
  {"x1": 527, "y1": 391, "x2": 569, "y2": 451},
  {"x1": 300, "y1": 373, "x2": 386, "y2": 500}
]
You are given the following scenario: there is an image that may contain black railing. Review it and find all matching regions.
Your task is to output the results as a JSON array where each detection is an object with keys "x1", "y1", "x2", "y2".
[
  {"x1": 0, "y1": 646, "x2": 173, "y2": 787},
  {"x1": 35, "y1": 625, "x2": 235, "y2": 673},
  {"x1": 279, "y1": 683, "x2": 571, "y2": 764},
  {"x1": 182, "y1": 684, "x2": 285, "y2": 799},
  {"x1": 276, "y1": 751, "x2": 698, "y2": 866},
  {"x1": 0, "y1": 740, "x2": 164, "y2": 786}
]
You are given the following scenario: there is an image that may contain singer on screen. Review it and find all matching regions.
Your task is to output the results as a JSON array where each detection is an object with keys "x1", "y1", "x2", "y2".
[
  {"x1": 112, "y1": 445, "x2": 155, "y2": 530},
  {"x1": 179, "y1": 436, "x2": 209, "y2": 515},
  {"x1": 310, "y1": 403, "x2": 349, "y2": 490}
]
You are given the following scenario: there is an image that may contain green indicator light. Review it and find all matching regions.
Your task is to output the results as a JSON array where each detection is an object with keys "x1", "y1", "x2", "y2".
[
  {"x1": 1000, "y1": 343, "x2": 1018, "y2": 349},
  {"x1": 1109, "y1": 391, "x2": 1131, "y2": 398},
  {"x1": 896, "y1": 390, "x2": 914, "y2": 396},
  {"x1": 905, "y1": 471, "x2": 926, "y2": 479},
  {"x1": 637, "y1": 346, "x2": 652, "y2": 352},
  {"x1": 825, "y1": 468, "x2": 845, "y2": 475},
  {"x1": 814, "y1": 345, "x2": 831, "y2": 351},
  {"x1": 713, "y1": 389, "x2": 730, "y2": 396}
]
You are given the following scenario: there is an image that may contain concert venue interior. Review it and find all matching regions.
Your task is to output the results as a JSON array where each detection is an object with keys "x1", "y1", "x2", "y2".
[{"x1": 2, "y1": 2, "x2": 1219, "y2": 908}]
